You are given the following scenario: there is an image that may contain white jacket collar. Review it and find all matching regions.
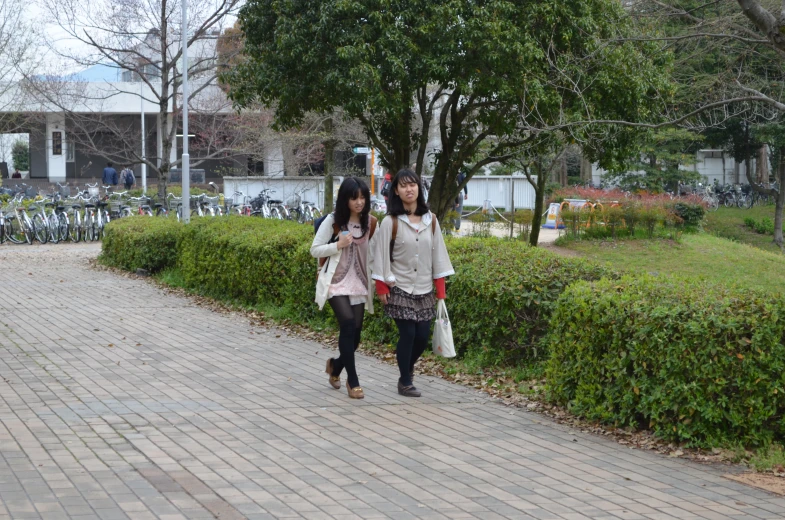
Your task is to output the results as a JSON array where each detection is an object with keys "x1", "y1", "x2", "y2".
[{"x1": 400, "y1": 211, "x2": 432, "y2": 229}]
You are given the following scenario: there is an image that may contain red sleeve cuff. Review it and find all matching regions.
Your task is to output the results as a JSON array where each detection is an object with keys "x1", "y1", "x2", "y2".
[
  {"x1": 375, "y1": 280, "x2": 390, "y2": 295},
  {"x1": 434, "y1": 277, "x2": 446, "y2": 299}
]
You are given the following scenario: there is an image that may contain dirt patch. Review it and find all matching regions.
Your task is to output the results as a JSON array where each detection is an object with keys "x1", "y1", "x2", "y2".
[
  {"x1": 725, "y1": 473, "x2": 785, "y2": 496},
  {"x1": 539, "y1": 243, "x2": 582, "y2": 257}
]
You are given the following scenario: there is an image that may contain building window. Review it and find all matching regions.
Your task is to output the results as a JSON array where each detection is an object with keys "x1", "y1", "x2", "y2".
[
  {"x1": 66, "y1": 141, "x2": 75, "y2": 162},
  {"x1": 52, "y1": 132, "x2": 62, "y2": 155}
]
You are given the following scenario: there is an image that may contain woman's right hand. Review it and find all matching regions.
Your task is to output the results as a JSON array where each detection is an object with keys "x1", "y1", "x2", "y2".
[{"x1": 336, "y1": 232, "x2": 353, "y2": 249}]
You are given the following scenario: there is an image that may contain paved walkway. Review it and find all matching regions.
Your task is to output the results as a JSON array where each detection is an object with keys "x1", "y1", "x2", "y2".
[{"x1": 0, "y1": 243, "x2": 782, "y2": 520}]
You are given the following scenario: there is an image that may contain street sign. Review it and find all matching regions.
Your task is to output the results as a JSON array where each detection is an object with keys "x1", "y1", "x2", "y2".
[{"x1": 352, "y1": 146, "x2": 371, "y2": 154}]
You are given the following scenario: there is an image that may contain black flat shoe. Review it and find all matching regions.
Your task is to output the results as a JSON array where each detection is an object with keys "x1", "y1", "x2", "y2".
[{"x1": 397, "y1": 381, "x2": 421, "y2": 397}]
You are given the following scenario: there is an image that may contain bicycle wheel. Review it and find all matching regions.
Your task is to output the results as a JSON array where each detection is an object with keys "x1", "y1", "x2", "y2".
[
  {"x1": 57, "y1": 213, "x2": 69, "y2": 241},
  {"x1": 32, "y1": 214, "x2": 48, "y2": 244},
  {"x1": 5, "y1": 216, "x2": 23, "y2": 244},
  {"x1": 85, "y1": 213, "x2": 96, "y2": 242},
  {"x1": 21, "y1": 215, "x2": 34, "y2": 245},
  {"x1": 270, "y1": 207, "x2": 282, "y2": 220},
  {"x1": 310, "y1": 206, "x2": 322, "y2": 220},
  {"x1": 744, "y1": 194, "x2": 754, "y2": 209},
  {"x1": 47, "y1": 213, "x2": 60, "y2": 244},
  {"x1": 69, "y1": 211, "x2": 81, "y2": 242},
  {"x1": 724, "y1": 195, "x2": 735, "y2": 208}
]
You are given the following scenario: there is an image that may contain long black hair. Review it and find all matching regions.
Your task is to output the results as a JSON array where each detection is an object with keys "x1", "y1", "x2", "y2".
[
  {"x1": 387, "y1": 168, "x2": 429, "y2": 216},
  {"x1": 334, "y1": 177, "x2": 371, "y2": 235}
]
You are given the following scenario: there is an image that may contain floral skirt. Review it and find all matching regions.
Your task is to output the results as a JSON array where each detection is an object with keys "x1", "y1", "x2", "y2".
[{"x1": 384, "y1": 286, "x2": 436, "y2": 321}]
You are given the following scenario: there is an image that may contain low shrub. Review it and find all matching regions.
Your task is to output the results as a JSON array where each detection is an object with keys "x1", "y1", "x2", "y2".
[
  {"x1": 443, "y1": 238, "x2": 618, "y2": 365},
  {"x1": 101, "y1": 217, "x2": 617, "y2": 366},
  {"x1": 670, "y1": 202, "x2": 705, "y2": 229},
  {"x1": 100, "y1": 217, "x2": 183, "y2": 272},
  {"x1": 546, "y1": 275, "x2": 785, "y2": 447},
  {"x1": 745, "y1": 217, "x2": 775, "y2": 235},
  {"x1": 177, "y1": 217, "x2": 317, "y2": 320}
]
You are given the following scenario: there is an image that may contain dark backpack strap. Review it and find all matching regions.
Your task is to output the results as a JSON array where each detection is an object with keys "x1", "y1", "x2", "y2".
[
  {"x1": 318, "y1": 222, "x2": 342, "y2": 270},
  {"x1": 389, "y1": 216, "x2": 398, "y2": 263}
]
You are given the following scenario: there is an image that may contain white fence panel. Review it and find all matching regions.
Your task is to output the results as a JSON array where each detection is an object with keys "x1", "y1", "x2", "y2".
[
  {"x1": 223, "y1": 174, "x2": 537, "y2": 211},
  {"x1": 445, "y1": 175, "x2": 536, "y2": 211},
  {"x1": 223, "y1": 176, "x2": 327, "y2": 208}
]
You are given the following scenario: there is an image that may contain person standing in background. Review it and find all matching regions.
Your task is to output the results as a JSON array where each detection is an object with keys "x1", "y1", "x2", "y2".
[
  {"x1": 102, "y1": 162, "x2": 118, "y2": 186},
  {"x1": 453, "y1": 169, "x2": 468, "y2": 232}
]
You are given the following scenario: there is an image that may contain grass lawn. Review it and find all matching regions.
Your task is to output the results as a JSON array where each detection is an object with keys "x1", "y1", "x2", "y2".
[
  {"x1": 703, "y1": 205, "x2": 781, "y2": 253},
  {"x1": 562, "y1": 233, "x2": 785, "y2": 293}
]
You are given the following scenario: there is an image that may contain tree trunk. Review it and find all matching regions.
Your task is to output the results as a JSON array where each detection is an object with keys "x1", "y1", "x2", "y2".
[
  {"x1": 559, "y1": 152, "x2": 568, "y2": 186},
  {"x1": 757, "y1": 145, "x2": 769, "y2": 185},
  {"x1": 580, "y1": 155, "x2": 592, "y2": 184},
  {"x1": 323, "y1": 119, "x2": 335, "y2": 213},
  {"x1": 529, "y1": 160, "x2": 547, "y2": 247},
  {"x1": 774, "y1": 146, "x2": 785, "y2": 249},
  {"x1": 427, "y1": 160, "x2": 454, "y2": 222}
]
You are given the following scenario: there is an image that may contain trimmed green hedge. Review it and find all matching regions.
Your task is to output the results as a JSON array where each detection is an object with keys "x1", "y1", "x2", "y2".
[
  {"x1": 100, "y1": 217, "x2": 614, "y2": 360},
  {"x1": 443, "y1": 239, "x2": 617, "y2": 363},
  {"x1": 177, "y1": 217, "x2": 317, "y2": 321},
  {"x1": 101, "y1": 217, "x2": 183, "y2": 272},
  {"x1": 546, "y1": 275, "x2": 785, "y2": 447},
  {"x1": 101, "y1": 217, "x2": 785, "y2": 447}
]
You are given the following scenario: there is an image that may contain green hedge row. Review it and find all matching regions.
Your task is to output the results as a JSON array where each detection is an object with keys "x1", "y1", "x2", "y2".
[
  {"x1": 100, "y1": 217, "x2": 613, "y2": 361},
  {"x1": 546, "y1": 275, "x2": 785, "y2": 447},
  {"x1": 101, "y1": 217, "x2": 183, "y2": 273},
  {"x1": 101, "y1": 217, "x2": 785, "y2": 447}
]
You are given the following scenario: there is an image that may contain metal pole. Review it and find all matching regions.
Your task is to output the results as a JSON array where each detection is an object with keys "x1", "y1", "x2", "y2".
[
  {"x1": 510, "y1": 177, "x2": 515, "y2": 238},
  {"x1": 181, "y1": 0, "x2": 190, "y2": 223},
  {"x1": 140, "y1": 79, "x2": 147, "y2": 194}
]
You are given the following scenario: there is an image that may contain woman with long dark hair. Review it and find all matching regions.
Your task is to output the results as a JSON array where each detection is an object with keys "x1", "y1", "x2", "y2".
[
  {"x1": 311, "y1": 177, "x2": 377, "y2": 399},
  {"x1": 372, "y1": 169, "x2": 453, "y2": 397}
]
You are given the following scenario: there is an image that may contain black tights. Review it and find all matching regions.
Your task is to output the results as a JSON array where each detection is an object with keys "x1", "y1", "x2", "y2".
[
  {"x1": 394, "y1": 319, "x2": 432, "y2": 387},
  {"x1": 328, "y1": 296, "x2": 365, "y2": 388}
]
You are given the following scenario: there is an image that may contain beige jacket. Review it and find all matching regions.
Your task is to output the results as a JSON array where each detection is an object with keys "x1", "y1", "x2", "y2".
[
  {"x1": 310, "y1": 213, "x2": 375, "y2": 312},
  {"x1": 372, "y1": 212, "x2": 454, "y2": 295}
]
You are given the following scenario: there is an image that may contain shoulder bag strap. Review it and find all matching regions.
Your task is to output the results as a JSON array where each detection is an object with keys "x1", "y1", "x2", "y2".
[{"x1": 389, "y1": 216, "x2": 398, "y2": 263}]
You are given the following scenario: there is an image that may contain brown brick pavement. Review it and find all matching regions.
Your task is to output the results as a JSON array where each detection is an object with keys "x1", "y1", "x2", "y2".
[{"x1": 0, "y1": 242, "x2": 783, "y2": 519}]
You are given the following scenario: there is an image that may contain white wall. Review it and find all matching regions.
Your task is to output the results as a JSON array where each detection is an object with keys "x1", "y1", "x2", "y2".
[
  {"x1": 223, "y1": 176, "x2": 328, "y2": 208},
  {"x1": 45, "y1": 113, "x2": 66, "y2": 182}
]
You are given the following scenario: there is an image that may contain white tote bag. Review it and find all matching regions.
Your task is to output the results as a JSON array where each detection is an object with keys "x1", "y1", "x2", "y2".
[{"x1": 432, "y1": 300, "x2": 456, "y2": 358}]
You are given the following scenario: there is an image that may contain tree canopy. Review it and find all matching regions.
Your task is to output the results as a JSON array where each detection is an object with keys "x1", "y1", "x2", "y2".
[{"x1": 227, "y1": 0, "x2": 672, "y2": 220}]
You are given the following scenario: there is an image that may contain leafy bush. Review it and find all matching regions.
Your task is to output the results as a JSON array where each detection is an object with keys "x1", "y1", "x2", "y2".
[
  {"x1": 546, "y1": 275, "x2": 785, "y2": 447},
  {"x1": 177, "y1": 217, "x2": 317, "y2": 320},
  {"x1": 443, "y1": 238, "x2": 618, "y2": 364},
  {"x1": 670, "y1": 202, "x2": 705, "y2": 229},
  {"x1": 100, "y1": 217, "x2": 183, "y2": 272},
  {"x1": 745, "y1": 217, "x2": 775, "y2": 235}
]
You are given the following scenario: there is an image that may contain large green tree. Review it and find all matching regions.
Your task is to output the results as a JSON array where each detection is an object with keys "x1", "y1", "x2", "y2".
[
  {"x1": 11, "y1": 140, "x2": 28, "y2": 172},
  {"x1": 227, "y1": 0, "x2": 670, "y2": 223}
]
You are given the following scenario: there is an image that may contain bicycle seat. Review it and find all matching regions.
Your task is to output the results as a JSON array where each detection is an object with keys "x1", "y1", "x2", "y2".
[
  {"x1": 44, "y1": 202, "x2": 55, "y2": 207},
  {"x1": 27, "y1": 205, "x2": 39, "y2": 211},
  {"x1": 154, "y1": 203, "x2": 163, "y2": 208},
  {"x1": 269, "y1": 199, "x2": 283, "y2": 204},
  {"x1": 141, "y1": 205, "x2": 151, "y2": 210},
  {"x1": 97, "y1": 201, "x2": 108, "y2": 207},
  {"x1": 84, "y1": 203, "x2": 95, "y2": 208},
  {"x1": 71, "y1": 204, "x2": 82, "y2": 210},
  {"x1": 56, "y1": 206, "x2": 65, "y2": 211}
]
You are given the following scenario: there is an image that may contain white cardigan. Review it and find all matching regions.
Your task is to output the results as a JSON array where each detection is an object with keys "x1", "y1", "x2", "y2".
[{"x1": 309, "y1": 213, "x2": 375, "y2": 313}]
